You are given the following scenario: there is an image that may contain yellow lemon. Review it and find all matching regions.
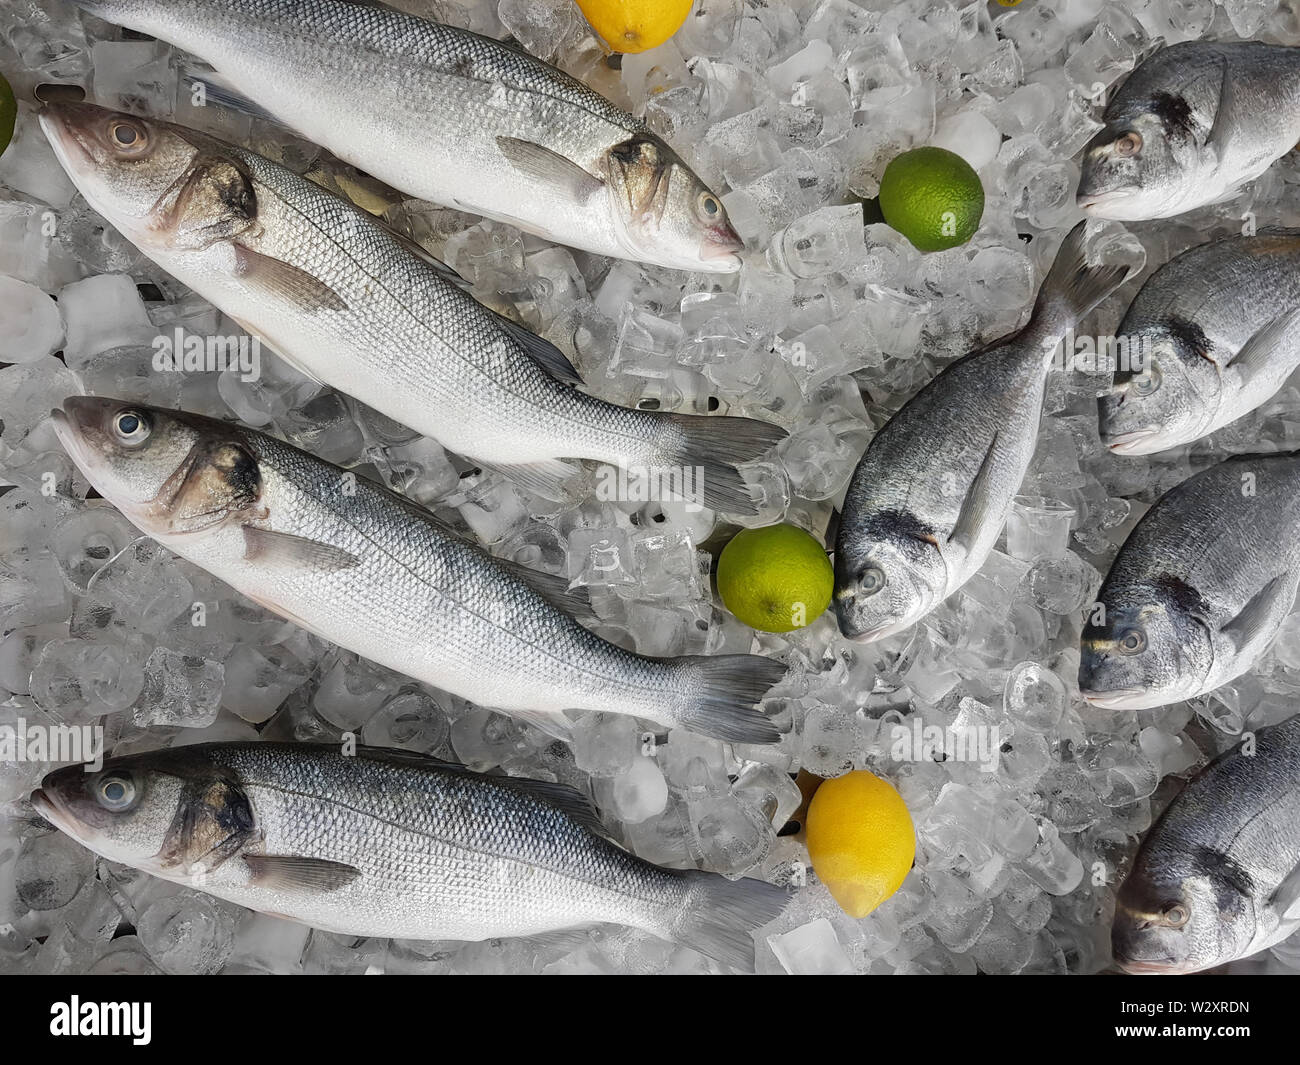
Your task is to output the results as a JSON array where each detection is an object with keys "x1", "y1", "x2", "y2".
[
  {"x1": 716, "y1": 524, "x2": 833, "y2": 634},
  {"x1": 575, "y1": 0, "x2": 694, "y2": 54},
  {"x1": 805, "y1": 771, "x2": 915, "y2": 919}
]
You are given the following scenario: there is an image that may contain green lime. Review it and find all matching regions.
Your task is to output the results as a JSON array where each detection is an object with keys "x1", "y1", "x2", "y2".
[
  {"x1": 878, "y1": 145, "x2": 984, "y2": 252},
  {"x1": 0, "y1": 72, "x2": 15, "y2": 158},
  {"x1": 717, "y1": 524, "x2": 833, "y2": 633}
]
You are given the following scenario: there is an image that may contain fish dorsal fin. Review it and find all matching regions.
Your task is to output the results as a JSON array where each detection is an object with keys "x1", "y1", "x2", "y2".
[
  {"x1": 1225, "y1": 305, "x2": 1300, "y2": 387},
  {"x1": 495, "y1": 136, "x2": 605, "y2": 203},
  {"x1": 1221, "y1": 572, "x2": 1293, "y2": 653},
  {"x1": 947, "y1": 431, "x2": 1003, "y2": 555},
  {"x1": 232, "y1": 243, "x2": 349, "y2": 313},
  {"x1": 493, "y1": 556, "x2": 597, "y2": 622},
  {"x1": 1268, "y1": 860, "x2": 1300, "y2": 922},
  {"x1": 243, "y1": 854, "x2": 362, "y2": 893},
  {"x1": 353, "y1": 746, "x2": 604, "y2": 834},
  {"x1": 242, "y1": 526, "x2": 362, "y2": 572},
  {"x1": 487, "y1": 309, "x2": 584, "y2": 385}
]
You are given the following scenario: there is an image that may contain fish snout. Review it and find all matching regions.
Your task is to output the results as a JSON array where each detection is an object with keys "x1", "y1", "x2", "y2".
[
  {"x1": 699, "y1": 221, "x2": 744, "y2": 270},
  {"x1": 1105, "y1": 428, "x2": 1164, "y2": 455}
]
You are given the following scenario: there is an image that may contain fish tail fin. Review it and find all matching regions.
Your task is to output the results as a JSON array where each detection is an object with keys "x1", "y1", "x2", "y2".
[
  {"x1": 670, "y1": 654, "x2": 787, "y2": 743},
  {"x1": 641, "y1": 413, "x2": 787, "y2": 516},
  {"x1": 668, "y1": 870, "x2": 790, "y2": 970},
  {"x1": 1028, "y1": 220, "x2": 1132, "y2": 355}
]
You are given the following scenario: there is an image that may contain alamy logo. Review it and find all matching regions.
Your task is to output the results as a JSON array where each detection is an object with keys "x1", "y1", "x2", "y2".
[
  {"x1": 0, "y1": 721, "x2": 103, "y2": 772},
  {"x1": 152, "y1": 328, "x2": 261, "y2": 381},
  {"x1": 889, "y1": 719, "x2": 1001, "y2": 773},
  {"x1": 594, "y1": 465, "x2": 706, "y2": 512},
  {"x1": 1049, "y1": 329, "x2": 1153, "y2": 374},
  {"x1": 49, "y1": 997, "x2": 151, "y2": 1045}
]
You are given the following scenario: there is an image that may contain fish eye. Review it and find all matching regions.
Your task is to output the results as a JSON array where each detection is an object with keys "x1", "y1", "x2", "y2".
[
  {"x1": 1162, "y1": 902, "x2": 1189, "y2": 928},
  {"x1": 860, "y1": 565, "x2": 887, "y2": 596},
  {"x1": 1131, "y1": 362, "x2": 1161, "y2": 397},
  {"x1": 697, "y1": 192, "x2": 721, "y2": 221},
  {"x1": 112, "y1": 409, "x2": 152, "y2": 447},
  {"x1": 1117, "y1": 628, "x2": 1147, "y2": 655},
  {"x1": 1115, "y1": 131, "x2": 1142, "y2": 157},
  {"x1": 107, "y1": 119, "x2": 148, "y2": 155},
  {"x1": 94, "y1": 772, "x2": 137, "y2": 812}
]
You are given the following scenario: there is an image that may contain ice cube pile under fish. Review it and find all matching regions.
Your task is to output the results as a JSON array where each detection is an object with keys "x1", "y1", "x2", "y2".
[{"x1": 5, "y1": 0, "x2": 1300, "y2": 977}]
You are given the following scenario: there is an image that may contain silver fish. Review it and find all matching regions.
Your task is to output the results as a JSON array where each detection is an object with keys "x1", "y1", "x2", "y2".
[
  {"x1": 32, "y1": 742, "x2": 789, "y2": 968},
  {"x1": 1100, "y1": 231, "x2": 1300, "y2": 455},
  {"x1": 71, "y1": 0, "x2": 743, "y2": 272},
  {"x1": 1078, "y1": 41, "x2": 1300, "y2": 221},
  {"x1": 833, "y1": 222, "x2": 1129, "y2": 642},
  {"x1": 1112, "y1": 713, "x2": 1300, "y2": 974},
  {"x1": 1079, "y1": 451, "x2": 1300, "y2": 710},
  {"x1": 51, "y1": 398, "x2": 787, "y2": 742},
  {"x1": 39, "y1": 103, "x2": 784, "y2": 514}
]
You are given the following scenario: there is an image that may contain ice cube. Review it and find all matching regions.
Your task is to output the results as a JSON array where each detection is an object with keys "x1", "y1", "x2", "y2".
[
  {"x1": 132, "y1": 647, "x2": 224, "y2": 728},
  {"x1": 767, "y1": 918, "x2": 855, "y2": 975},
  {"x1": 0, "y1": 105, "x2": 78, "y2": 208},
  {"x1": 137, "y1": 891, "x2": 237, "y2": 975},
  {"x1": 570, "y1": 711, "x2": 639, "y2": 777},
  {"x1": 90, "y1": 40, "x2": 177, "y2": 116},
  {"x1": 48, "y1": 506, "x2": 136, "y2": 592},
  {"x1": 1006, "y1": 496, "x2": 1076, "y2": 561},
  {"x1": 0, "y1": 274, "x2": 64, "y2": 362},
  {"x1": 57, "y1": 273, "x2": 157, "y2": 368},
  {"x1": 362, "y1": 689, "x2": 453, "y2": 756},
  {"x1": 30, "y1": 636, "x2": 145, "y2": 719},
  {"x1": 930, "y1": 109, "x2": 1002, "y2": 170},
  {"x1": 596, "y1": 754, "x2": 668, "y2": 824}
]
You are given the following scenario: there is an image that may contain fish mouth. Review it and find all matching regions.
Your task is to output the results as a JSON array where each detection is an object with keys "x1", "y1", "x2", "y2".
[
  {"x1": 1080, "y1": 687, "x2": 1157, "y2": 710},
  {"x1": 1105, "y1": 428, "x2": 1165, "y2": 455},
  {"x1": 1076, "y1": 188, "x2": 1149, "y2": 222},
  {"x1": 38, "y1": 103, "x2": 101, "y2": 177},
  {"x1": 844, "y1": 620, "x2": 908, "y2": 644},
  {"x1": 698, "y1": 223, "x2": 744, "y2": 271},
  {"x1": 1114, "y1": 955, "x2": 1188, "y2": 975},
  {"x1": 30, "y1": 787, "x2": 78, "y2": 839}
]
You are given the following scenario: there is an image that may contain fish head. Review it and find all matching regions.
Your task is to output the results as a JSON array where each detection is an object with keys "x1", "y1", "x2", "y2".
[
  {"x1": 50, "y1": 397, "x2": 262, "y2": 538},
  {"x1": 32, "y1": 749, "x2": 258, "y2": 880},
  {"x1": 39, "y1": 101, "x2": 256, "y2": 250},
  {"x1": 833, "y1": 533, "x2": 942, "y2": 642},
  {"x1": 1078, "y1": 593, "x2": 1209, "y2": 710},
  {"x1": 604, "y1": 134, "x2": 743, "y2": 273},
  {"x1": 1112, "y1": 868, "x2": 1251, "y2": 975},
  {"x1": 1099, "y1": 335, "x2": 1206, "y2": 455},
  {"x1": 1077, "y1": 113, "x2": 1195, "y2": 221}
]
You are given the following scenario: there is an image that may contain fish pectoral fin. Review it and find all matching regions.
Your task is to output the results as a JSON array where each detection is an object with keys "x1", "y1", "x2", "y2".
[
  {"x1": 1225, "y1": 304, "x2": 1300, "y2": 386},
  {"x1": 182, "y1": 69, "x2": 281, "y2": 124},
  {"x1": 1204, "y1": 54, "x2": 1236, "y2": 159},
  {"x1": 1268, "y1": 861, "x2": 1300, "y2": 922},
  {"x1": 243, "y1": 854, "x2": 362, "y2": 894},
  {"x1": 493, "y1": 555, "x2": 598, "y2": 623},
  {"x1": 487, "y1": 309, "x2": 584, "y2": 385},
  {"x1": 1220, "y1": 573, "x2": 1293, "y2": 653},
  {"x1": 232, "y1": 243, "x2": 349, "y2": 314},
  {"x1": 242, "y1": 526, "x2": 362, "y2": 572},
  {"x1": 496, "y1": 136, "x2": 605, "y2": 202},
  {"x1": 947, "y1": 431, "x2": 1002, "y2": 555}
]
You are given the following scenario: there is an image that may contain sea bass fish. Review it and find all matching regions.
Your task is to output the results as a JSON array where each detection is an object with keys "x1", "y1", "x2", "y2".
[
  {"x1": 51, "y1": 398, "x2": 786, "y2": 742},
  {"x1": 1100, "y1": 231, "x2": 1300, "y2": 455},
  {"x1": 833, "y1": 222, "x2": 1129, "y2": 642},
  {"x1": 70, "y1": 0, "x2": 743, "y2": 272},
  {"x1": 1079, "y1": 451, "x2": 1300, "y2": 710},
  {"x1": 32, "y1": 742, "x2": 789, "y2": 968},
  {"x1": 39, "y1": 103, "x2": 783, "y2": 514},
  {"x1": 1112, "y1": 713, "x2": 1300, "y2": 974},
  {"x1": 1078, "y1": 41, "x2": 1300, "y2": 221}
]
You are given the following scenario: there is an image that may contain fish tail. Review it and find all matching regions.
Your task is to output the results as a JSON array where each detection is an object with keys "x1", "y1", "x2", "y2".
[
  {"x1": 640, "y1": 413, "x2": 787, "y2": 516},
  {"x1": 1028, "y1": 220, "x2": 1132, "y2": 355},
  {"x1": 668, "y1": 870, "x2": 790, "y2": 970},
  {"x1": 670, "y1": 654, "x2": 787, "y2": 743}
]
